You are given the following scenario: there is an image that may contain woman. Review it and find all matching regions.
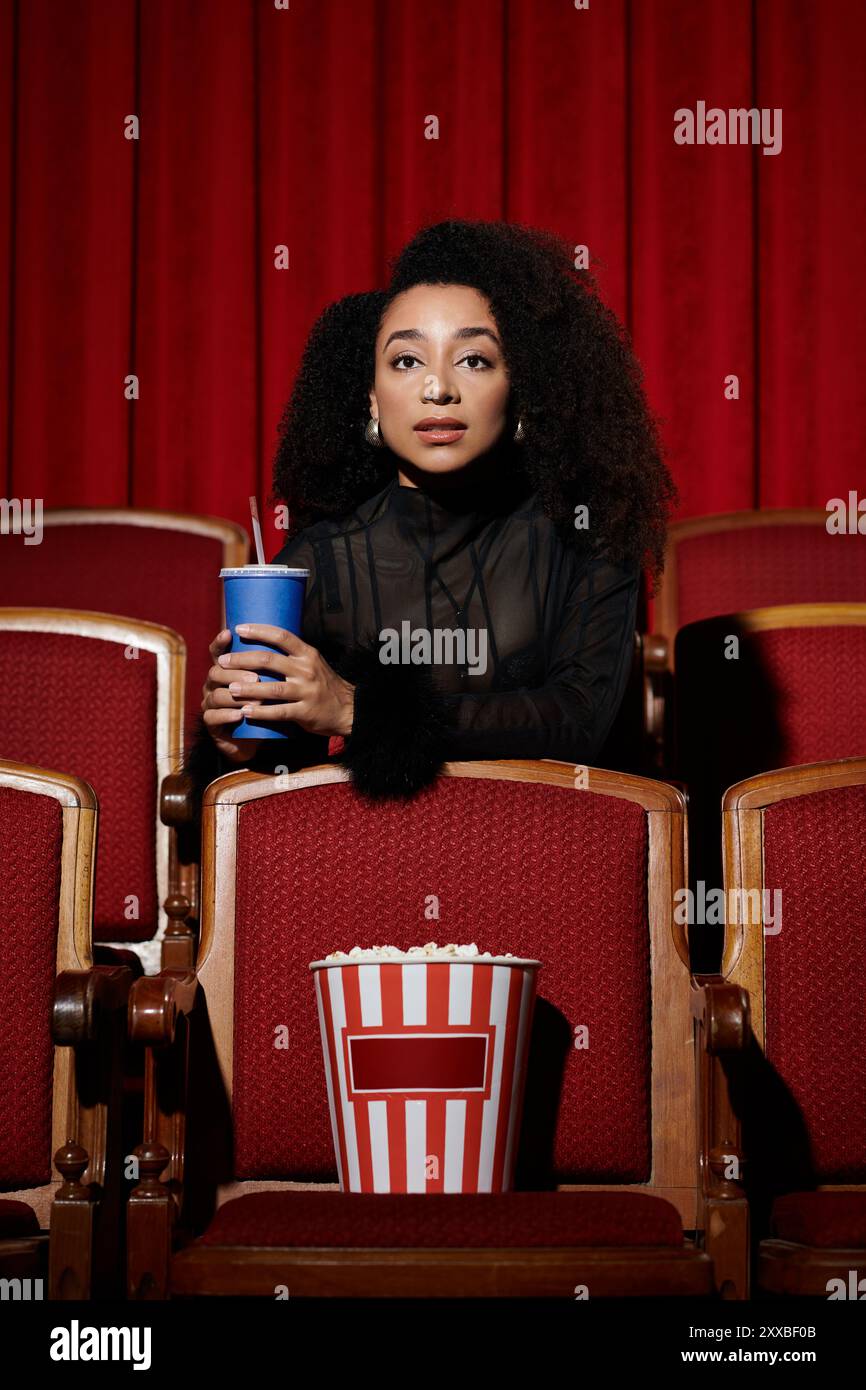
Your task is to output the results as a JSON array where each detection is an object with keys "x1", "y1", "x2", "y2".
[{"x1": 186, "y1": 219, "x2": 675, "y2": 804}]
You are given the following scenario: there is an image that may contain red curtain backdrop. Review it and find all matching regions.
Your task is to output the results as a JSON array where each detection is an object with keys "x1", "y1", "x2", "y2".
[{"x1": 1, "y1": 0, "x2": 864, "y2": 544}]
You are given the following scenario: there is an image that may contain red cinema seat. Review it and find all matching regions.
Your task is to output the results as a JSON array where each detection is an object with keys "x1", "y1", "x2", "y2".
[
  {"x1": 0, "y1": 609, "x2": 187, "y2": 971},
  {"x1": 722, "y1": 758, "x2": 866, "y2": 1296},
  {"x1": 646, "y1": 510, "x2": 866, "y2": 769},
  {"x1": 0, "y1": 508, "x2": 248, "y2": 745},
  {"x1": 127, "y1": 759, "x2": 749, "y2": 1299},
  {"x1": 0, "y1": 759, "x2": 134, "y2": 1297}
]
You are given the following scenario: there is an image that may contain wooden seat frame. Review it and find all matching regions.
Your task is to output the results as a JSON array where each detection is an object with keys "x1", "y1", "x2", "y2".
[{"x1": 127, "y1": 759, "x2": 750, "y2": 1299}]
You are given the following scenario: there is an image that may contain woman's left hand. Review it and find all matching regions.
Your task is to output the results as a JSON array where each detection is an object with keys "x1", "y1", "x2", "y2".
[{"x1": 217, "y1": 624, "x2": 355, "y2": 738}]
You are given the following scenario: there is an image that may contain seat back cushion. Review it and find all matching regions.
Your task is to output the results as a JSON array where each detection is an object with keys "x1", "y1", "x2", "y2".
[
  {"x1": 231, "y1": 778, "x2": 652, "y2": 1185},
  {"x1": 762, "y1": 783, "x2": 866, "y2": 1180},
  {"x1": 0, "y1": 785, "x2": 62, "y2": 1186},
  {"x1": 674, "y1": 524, "x2": 866, "y2": 631},
  {"x1": 675, "y1": 621, "x2": 866, "y2": 793},
  {"x1": 0, "y1": 521, "x2": 226, "y2": 742},
  {"x1": 0, "y1": 629, "x2": 158, "y2": 940}
]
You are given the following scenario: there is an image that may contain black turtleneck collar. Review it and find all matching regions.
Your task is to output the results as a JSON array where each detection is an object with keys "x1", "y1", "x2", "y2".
[
  {"x1": 384, "y1": 462, "x2": 533, "y2": 523},
  {"x1": 379, "y1": 468, "x2": 535, "y2": 567}
]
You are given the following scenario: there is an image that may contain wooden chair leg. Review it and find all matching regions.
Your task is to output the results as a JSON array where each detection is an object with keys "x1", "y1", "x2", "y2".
[
  {"x1": 127, "y1": 979, "x2": 198, "y2": 1299},
  {"x1": 127, "y1": 1143, "x2": 175, "y2": 1299},
  {"x1": 162, "y1": 892, "x2": 196, "y2": 970},
  {"x1": 704, "y1": 1193, "x2": 750, "y2": 1299},
  {"x1": 49, "y1": 1142, "x2": 94, "y2": 1299}
]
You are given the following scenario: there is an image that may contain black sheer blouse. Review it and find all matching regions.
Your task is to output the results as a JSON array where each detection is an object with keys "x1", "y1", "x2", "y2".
[{"x1": 185, "y1": 470, "x2": 640, "y2": 802}]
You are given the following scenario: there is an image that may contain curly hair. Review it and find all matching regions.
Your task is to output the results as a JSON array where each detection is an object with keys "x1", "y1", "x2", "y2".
[{"x1": 270, "y1": 219, "x2": 677, "y2": 583}]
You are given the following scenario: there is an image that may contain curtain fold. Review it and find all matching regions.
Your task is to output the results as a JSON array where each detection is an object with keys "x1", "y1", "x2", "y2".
[{"x1": 2, "y1": 0, "x2": 863, "y2": 536}]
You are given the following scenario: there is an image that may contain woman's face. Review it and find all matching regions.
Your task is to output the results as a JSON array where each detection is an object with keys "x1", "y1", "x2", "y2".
[{"x1": 369, "y1": 283, "x2": 511, "y2": 485}]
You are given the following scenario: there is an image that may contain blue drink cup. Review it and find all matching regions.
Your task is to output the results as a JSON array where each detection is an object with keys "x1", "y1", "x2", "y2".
[{"x1": 220, "y1": 565, "x2": 311, "y2": 739}]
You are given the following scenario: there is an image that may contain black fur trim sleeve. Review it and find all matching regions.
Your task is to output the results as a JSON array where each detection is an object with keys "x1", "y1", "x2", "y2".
[
  {"x1": 181, "y1": 643, "x2": 454, "y2": 810},
  {"x1": 181, "y1": 709, "x2": 326, "y2": 819},
  {"x1": 328, "y1": 641, "x2": 454, "y2": 801},
  {"x1": 181, "y1": 710, "x2": 230, "y2": 820}
]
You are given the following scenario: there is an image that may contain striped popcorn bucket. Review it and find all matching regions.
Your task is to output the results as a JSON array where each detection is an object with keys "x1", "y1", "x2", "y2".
[{"x1": 310, "y1": 956, "x2": 540, "y2": 1193}]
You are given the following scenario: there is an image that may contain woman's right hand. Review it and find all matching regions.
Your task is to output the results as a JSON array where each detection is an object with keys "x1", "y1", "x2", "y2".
[{"x1": 201, "y1": 629, "x2": 264, "y2": 765}]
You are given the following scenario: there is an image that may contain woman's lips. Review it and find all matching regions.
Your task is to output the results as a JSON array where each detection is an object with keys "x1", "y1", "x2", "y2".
[{"x1": 414, "y1": 423, "x2": 467, "y2": 444}]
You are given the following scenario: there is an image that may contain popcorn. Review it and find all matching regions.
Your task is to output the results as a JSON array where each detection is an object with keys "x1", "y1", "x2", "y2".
[{"x1": 323, "y1": 941, "x2": 515, "y2": 962}]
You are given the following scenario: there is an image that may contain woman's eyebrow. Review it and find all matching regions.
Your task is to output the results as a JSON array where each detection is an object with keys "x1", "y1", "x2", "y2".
[{"x1": 381, "y1": 326, "x2": 501, "y2": 352}]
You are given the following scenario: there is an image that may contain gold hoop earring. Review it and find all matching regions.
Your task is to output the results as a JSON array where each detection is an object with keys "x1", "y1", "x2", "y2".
[
  {"x1": 513, "y1": 417, "x2": 525, "y2": 443},
  {"x1": 365, "y1": 415, "x2": 384, "y2": 447}
]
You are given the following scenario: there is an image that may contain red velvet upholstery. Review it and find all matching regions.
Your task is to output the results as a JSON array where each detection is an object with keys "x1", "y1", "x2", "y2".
[
  {"x1": 762, "y1": 784, "x2": 866, "y2": 1181},
  {"x1": 0, "y1": 630, "x2": 159, "y2": 941},
  {"x1": 0, "y1": 521, "x2": 229, "y2": 737},
  {"x1": 0, "y1": 786, "x2": 61, "y2": 1186},
  {"x1": 770, "y1": 1193, "x2": 866, "y2": 1248},
  {"x1": 750, "y1": 626, "x2": 866, "y2": 766},
  {"x1": 674, "y1": 622, "x2": 866, "y2": 918},
  {"x1": 232, "y1": 779, "x2": 651, "y2": 1185},
  {"x1": 676, "y1": 621, "x2": 866, "y2": 786},
  {"x1": 198, "y1": 1191, "x2": 683, "y2": 1248},
  {"x1": 0, "y1": 1200, "x2": 41, "y2": 1237},
  {"x1": 675, "y1": 525, "x2": 866, "y2": 630}
]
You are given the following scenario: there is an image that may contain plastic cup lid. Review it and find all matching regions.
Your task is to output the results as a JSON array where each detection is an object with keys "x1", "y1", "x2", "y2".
[{"x1": 220, "y1": 566, "x2": 310, "y2": 577}]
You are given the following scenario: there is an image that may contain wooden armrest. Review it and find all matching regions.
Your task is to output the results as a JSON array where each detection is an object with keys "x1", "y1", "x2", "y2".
[
  {"x1": 160, "y1": 771, "x2": 197, "y2": 827},
  {"x1": 691, "y1": 976, "x2": 750, "y2": 1297},
  {"x1": 639, "y1": 634, "x2": 671, "y2": 771},
  {"x1": 53, "y1": 964, "x2": 137, "y2": 1045},
  {"x1": 129, "y1": 970, "x2": 199, "y2": 1047},
  {"x1": 643, "y1": 632, "x2": 668, "y2": 672},
  {"x1": 690, "y1": 975, "x2": 750, "y2": 1053}
]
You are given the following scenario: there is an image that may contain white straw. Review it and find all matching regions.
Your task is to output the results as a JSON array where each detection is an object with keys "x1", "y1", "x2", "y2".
[{"x1": 249, "y1": 495, "x2": 266, "y2": 565}]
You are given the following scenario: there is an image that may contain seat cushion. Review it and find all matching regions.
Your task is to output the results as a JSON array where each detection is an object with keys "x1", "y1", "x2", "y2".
[
  {"x1": 198, "y1": 1190, "x2": 684, "y2": 1248},
  {"x1": 770, "y1": 1192, "x2": 866, "y2": 1248},
  {"x1": 0, "y1": 1200, "x2": 40, "y2": 1238}
]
